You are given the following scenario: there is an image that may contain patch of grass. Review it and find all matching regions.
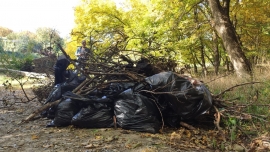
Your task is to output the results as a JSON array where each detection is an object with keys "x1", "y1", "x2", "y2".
[
  {"x1": 0, "y1": 72, "x2": 9, "y2": 82},
  {"x1": 200, "y1": 68, "x2": 270, "y2": 137},
  {"x1": 0, "y1": 71, "x2": 47, "y2": 89}
]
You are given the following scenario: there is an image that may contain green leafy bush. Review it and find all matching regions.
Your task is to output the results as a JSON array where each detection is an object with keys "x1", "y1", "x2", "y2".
[{"x1": 0, "y1": 51, "x2": 35, "y2": 71}]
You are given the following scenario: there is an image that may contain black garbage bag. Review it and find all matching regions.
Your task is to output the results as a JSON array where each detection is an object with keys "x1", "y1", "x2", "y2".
[
  {"x1": 45, "y1": 106, "x2": 57, "y2": 119},
  {"x1": 40, "y1": 84, "x2": 63, "y2": 119},
  {"x1": 49, "y1": 98, "x2": 81, "y2": 127},
  {"x1": 102, "y1": 82, "x2": 136, "y2": 98},
  {"x1": 162, "y1": 108, "x2": 182, "y2": 128},
  {"x1": 41, "y1": 71, "x2": 86, "y2": 119},
  {"x1": 145, "y1": 71, "x2": 212, "y2": 121},
  {"x1": 71, "y1": 102, "x2": 114, "y2": 128},
  {"x1": 73, "y1": 82, "x2": 136, "y2": 99},
  {"x1": 59, "y1": 91, "x2": 114, "y2": 128},
  {"x1": 114, "y1": 89, "x2": 161, "y2": 133},
  {"x1": 44, "y1": 71, "x2": 85, "y2": 104},
  {"x1": 62, "y1": 91, "x2": 113, "y2": 104},
  {"x1": 44, "y1": 84, "x2": 62, "y2": 104}
]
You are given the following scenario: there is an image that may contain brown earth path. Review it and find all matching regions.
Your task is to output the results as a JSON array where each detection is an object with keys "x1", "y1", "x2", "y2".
[{"x1": 0, "y1": 88, "x2": 250, "y2": 152}]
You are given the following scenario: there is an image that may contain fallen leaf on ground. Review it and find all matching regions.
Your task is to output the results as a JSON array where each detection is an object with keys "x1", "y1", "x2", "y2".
[{"x1": 31, "y1": 134, "x2": 39, "y2": 140}]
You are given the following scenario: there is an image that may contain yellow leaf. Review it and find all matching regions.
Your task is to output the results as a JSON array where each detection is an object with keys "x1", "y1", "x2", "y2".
[
  {"x1": 42, "y1": 144, "x2": 52, "y2": 148},
  {"x1": 31, "y1": 134, "x2": 39, "y2": 140},
  {"x1": 133, "y1": 142, "x2": 142, "y2": 148},
  {"x1": 184, "y1": 130, "x2": 191, "y2": 138},
  {"x1": 84, "y1": 144, "x2": 95, "y2": 149},
  {"x1": 104, "y1": 136, "x2": 114, "y2": 142},
  {"x1": 95, "y1": 135, "x2": 103, "y2": 140}
]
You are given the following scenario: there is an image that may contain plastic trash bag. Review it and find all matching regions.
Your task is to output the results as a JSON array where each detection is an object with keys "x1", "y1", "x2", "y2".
[
  {"x1": 41, "y1": 71, "x2": 86, "y2": 119},
  {"x1": 44, "y1": 84, "x2": 62, "y2": 104},
  {"x1": 71, "y1": 102, "x2": 114, "y2": 128},
  {"x1": 49, "y1": 98, "x2": 81, "y2": 127},
  {"x1": 114, "y1": 89, "x2": 161, "y2": 133},
  {"x1": 56, "y1": 91, "x2": 114, "y2": 128},
  {"x1": 44, "y1": 71, "x2": 85, "y2": 104},
  {"x1": 62, "y1": 91, "x2": 113, "y2": 104},
  {"x1": 145, "y1": 71, "x2": 212, "y2": 120},
  {"x1": 102, "y1": 82, "x2": 136, "y2": 98}
]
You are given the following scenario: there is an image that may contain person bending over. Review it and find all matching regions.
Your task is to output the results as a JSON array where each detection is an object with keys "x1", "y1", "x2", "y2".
[{"x1": 54, "y1": 55, "x2": 70, "y2": 85}]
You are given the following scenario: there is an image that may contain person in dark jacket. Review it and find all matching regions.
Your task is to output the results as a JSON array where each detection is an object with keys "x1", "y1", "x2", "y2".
[{"x1": 54, "y1": 55, "x2": 70, "y2": 85}]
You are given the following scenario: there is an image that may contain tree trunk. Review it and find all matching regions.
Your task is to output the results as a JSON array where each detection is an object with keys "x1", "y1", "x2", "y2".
[
  {"x1": 207, "y1": 0, "x2": 252, "y2": 77},
  {"x1": 212, "y1": 31, "x2": 220, "y2": 75},
  {"x1": 199, "y1": 37, "x2": 208, "y2": 76},
  {"x1": 225, "y1": 56, "x2": 230, "y2": 72},
  {"x1": 191, "y1": 52, "x2": 198, "y2": 74},
  {"x1": 192, "y1": 50, "x2": 202, "y2": 74}
]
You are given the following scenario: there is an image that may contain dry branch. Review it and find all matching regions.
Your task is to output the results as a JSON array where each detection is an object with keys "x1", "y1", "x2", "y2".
[
  {"x1": 21, "y1": 99, "x2": 61, "y2": 123},
  {"x1": 213, "y1": 81, "x2": 261, "y2": 98},
  {"x1": 213, "y1": 106, "x2": 222, "y2": 130},
  {"x1": 180, "y1": 121, "x2": 196, "y2": 130}
]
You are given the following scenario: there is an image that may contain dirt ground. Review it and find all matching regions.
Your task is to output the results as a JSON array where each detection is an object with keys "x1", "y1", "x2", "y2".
[{"x1": 0, "y1": 87, "x2": 267, "y2": 152}]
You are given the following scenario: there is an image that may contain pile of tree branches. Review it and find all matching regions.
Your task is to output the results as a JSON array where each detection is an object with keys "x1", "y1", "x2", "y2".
[{"x1": 27, "y1": 43, "x2": 265, "y2": 134}]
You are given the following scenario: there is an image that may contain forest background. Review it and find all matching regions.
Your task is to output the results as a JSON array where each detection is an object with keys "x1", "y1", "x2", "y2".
[
  {"x1": 0, "y1": 0, "x2": 269, "y2": 151},
  {"x1": 0, "y1": 0, "x2": 269, "y2": 76}
]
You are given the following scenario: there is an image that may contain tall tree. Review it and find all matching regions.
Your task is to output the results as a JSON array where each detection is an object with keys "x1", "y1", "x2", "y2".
[
  {"x1": 212, "y1": 31, "x2": 220, "y2": 75},
  {"x1": 232, "y1": 0, "x2": 270, "y2": 65},
  {"x1": 207, "y1": 0, "x2": 252, "y2": 77},
  {"x1": 36, "y1": 27, "x2": 63, "y2": 55},
  {"x1": 6, "y1": 31, "x2": 37, "y2": 52}
]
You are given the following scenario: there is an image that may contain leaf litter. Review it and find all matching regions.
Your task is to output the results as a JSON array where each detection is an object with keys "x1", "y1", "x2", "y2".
[{"x1": 0, "y1": 86, "x2": 269, "y2": 152}]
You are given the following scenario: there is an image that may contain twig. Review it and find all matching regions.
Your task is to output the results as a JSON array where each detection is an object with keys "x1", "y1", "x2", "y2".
[
  {"x1": 212, "y1": 98, "x2": 229, "y2": 108},
  {"x1": 235, "y1": 104, "x2": 270, "y2": 107},
  {"x1": 204, "y1": 72, "x2": 233, "y2": 84},
  {"x1": 214, "y1": 81, "x2": 261, "y2": 98},
  {"x1": 72, "y1": 79, "x2": 91, "y2": 94},
  {"x1": 223, "y1": 97, "x2": 241, "y2": 102},
  {"x1": 236, "y1": 126, "x2": 252, "y2": 141},
  {"x1": 213, "y1": 106, "x2": 222, "y2": 130},
  {"x1": 180, "y1": 121, "x2": 196, "y2": 130},
  {"x1": 113, "y1": 116, "x2": 117, "y2": 129},
  {"x1": 20, "y1": 99, "x2": 62, "y2": 123},
  {"x1": 224, "y1": 109, "x2": 268, "y2": 122},
  {"x1": 85, "y1": 71, "x2": 142, "y2": 82},
  {"x1": 9, "y1": 74, "x2": 31, "y2": 102}
]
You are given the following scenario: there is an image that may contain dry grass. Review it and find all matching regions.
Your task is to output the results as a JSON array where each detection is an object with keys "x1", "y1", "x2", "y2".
[
  {"x1": 197, "y1": 68, "x2": 270, "y2": 135},
  {"x1": 199, "y1": 67, "x2": 270, "y2": 96},
  {"x1": 0, "y1": 71, "x2": 52, "y2": 89}
]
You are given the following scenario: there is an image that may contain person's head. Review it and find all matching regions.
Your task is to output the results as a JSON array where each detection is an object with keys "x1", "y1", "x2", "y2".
[{"x1": 81, "y1": 40, "x2": 86, "y2": 47}]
